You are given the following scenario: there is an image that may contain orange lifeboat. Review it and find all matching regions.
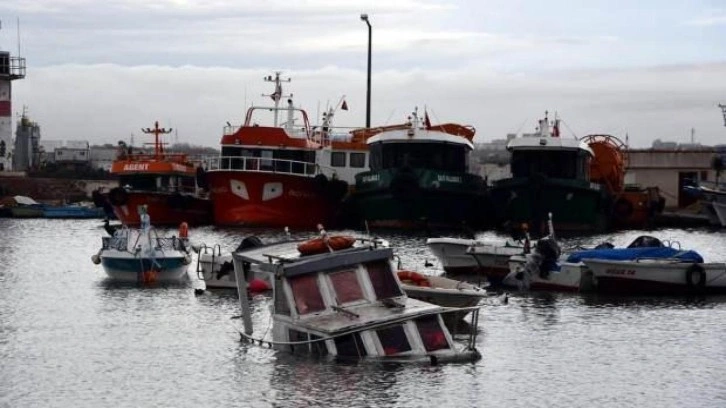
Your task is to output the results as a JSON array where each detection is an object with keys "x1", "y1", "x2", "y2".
[
  {"x1": 297, "y1": 235, "x2": 356, "y2": 256},
  {"x1": 581, "y1": 134, "x2": 665, "y2": 228}
]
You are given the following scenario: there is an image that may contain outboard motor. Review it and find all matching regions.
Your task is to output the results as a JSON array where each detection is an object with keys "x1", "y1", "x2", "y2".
[{"x1": 535, "y1": 237, "x2": 561, "y2": 279}]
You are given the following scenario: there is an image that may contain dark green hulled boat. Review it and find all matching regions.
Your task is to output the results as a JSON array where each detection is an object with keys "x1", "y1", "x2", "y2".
[
  {"x1": 350, "y1": 110, "x2": 488, "y2": 229},
  {"x1": 489, "y1": 114, "x2": 611, "y2": 236}
]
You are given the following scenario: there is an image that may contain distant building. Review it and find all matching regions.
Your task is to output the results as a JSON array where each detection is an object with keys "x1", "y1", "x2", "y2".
[
  {"x1": 89, "y1": 146, "x2": 117, "y2": 171},
  {"x1": 12, "y1": 113, "x2": 41, "y2": 171}
]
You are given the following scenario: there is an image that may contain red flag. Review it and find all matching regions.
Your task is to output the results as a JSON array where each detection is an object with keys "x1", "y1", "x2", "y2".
[
  {"x1": 424, "y1": 111, "x2": 432, "y2": 129},
  {"x1": 552, "y1": 120, "x2": 560, "y2": 137},
  {"x1": 341, "y1": 100, "x2": 348, "y2": 111}
]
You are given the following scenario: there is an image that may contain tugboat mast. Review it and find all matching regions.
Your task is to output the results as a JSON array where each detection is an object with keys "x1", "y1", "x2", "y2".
[
  {"x1": 262, "y1": 72, "x2": 291, "y2": 127},
  {"x1": 141, "y1": 121, "x2": 173, "y2": 158}
]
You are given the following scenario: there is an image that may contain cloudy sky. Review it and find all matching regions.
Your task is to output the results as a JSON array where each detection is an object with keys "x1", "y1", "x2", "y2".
[{"x1": 1, "y1": 0, "x2": 726, "y2": 148}]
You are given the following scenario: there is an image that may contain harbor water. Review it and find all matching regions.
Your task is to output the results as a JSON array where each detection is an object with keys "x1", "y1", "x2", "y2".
[{"x1": 1, "y1": 218, "x2": 726, "y2": 407}]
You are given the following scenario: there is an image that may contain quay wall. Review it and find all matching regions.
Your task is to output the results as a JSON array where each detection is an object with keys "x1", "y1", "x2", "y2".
[{"x1": 0, "y1": 174, "x2": 116, "y2": 203}]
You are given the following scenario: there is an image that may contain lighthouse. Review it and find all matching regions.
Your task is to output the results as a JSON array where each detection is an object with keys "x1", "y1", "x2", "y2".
[{"x1": 0, "y1": 20, "x2": 26, "y2": 171}]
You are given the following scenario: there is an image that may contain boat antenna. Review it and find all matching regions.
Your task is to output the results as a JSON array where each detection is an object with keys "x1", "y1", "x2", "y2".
[
  {"x1": 719, "y1": 103, "x2": 726, "y2": 127},
  {"x1": 547, "y1": 212, "x2": 555, "y2": 241},
  {"x1": 141, "y1": 121, "x2": 173, "y2": 158}
]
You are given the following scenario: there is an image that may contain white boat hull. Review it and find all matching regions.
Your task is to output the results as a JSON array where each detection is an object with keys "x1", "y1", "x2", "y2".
[
  {"x1": 584, "y1": 258, "x2": 726, "y2": 294},
  {"x1": 425, "y1": 238, "x2": 479, "y2": 273},
  {"x1": 197, "y1": 251, "x2": 270, "y2": 289},
  {"x1": 507, "y1": 255, "x2": 592, "y2": 292}
]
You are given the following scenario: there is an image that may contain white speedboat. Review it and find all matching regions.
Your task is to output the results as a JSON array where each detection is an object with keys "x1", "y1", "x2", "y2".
[
  {"x1": 92, "y1": 222, "x2": 192, "y2": 283},
  {"x1": 426, "y1": 237, "x2": 524, "y2": 280},
  {"x1": 578, "y1": 248, "x2": 726, "y2": 295},
  {"x1": 230, "y1": 236, "x2": 482, "y2": 364}
]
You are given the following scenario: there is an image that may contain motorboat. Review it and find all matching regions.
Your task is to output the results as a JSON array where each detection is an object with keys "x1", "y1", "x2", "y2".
[
  {"x1": 229, "y1": 235, "x2": 482, "y2": 364},
  {"x1": 578, "y1": 247, "x2": 726, "y2": 295},
  {"x1": 91, "y1": 212, "x2": 192, "y2": 283}
]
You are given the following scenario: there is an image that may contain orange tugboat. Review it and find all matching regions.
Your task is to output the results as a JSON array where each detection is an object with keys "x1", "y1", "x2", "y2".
[
  {"x1": 583, "y1": 134, "x2": 665, "y2": 229},
  {"x1": 104, "y1": 121, "x2": 212, "y2": 226}
]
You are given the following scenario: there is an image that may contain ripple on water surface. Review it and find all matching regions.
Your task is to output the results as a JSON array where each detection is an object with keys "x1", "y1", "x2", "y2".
[{"x1": 1, "y1": 219, "x2": 726, "y2": 407}]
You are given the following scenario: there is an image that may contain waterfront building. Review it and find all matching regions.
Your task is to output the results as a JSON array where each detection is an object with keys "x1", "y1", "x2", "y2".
[{"x1": 0, "y1": 33, "x2": 26, "y2": 172}]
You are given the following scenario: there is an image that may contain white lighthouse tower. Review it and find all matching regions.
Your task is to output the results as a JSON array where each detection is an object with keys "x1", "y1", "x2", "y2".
[{"x1": 0, "y1": 20, "x2": 26, "y2": 171}]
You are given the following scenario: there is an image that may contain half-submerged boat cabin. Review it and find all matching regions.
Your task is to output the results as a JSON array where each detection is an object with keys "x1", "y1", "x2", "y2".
[{"x1": 232, "y1": 241, "x2": 481, "y2": 364}]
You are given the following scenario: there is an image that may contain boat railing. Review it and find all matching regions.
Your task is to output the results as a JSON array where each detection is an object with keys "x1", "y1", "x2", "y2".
[
  {"x1": 205, "y1": 155, "x2": 338, "y2": 178},
  {"x1": 194, "y1": 243, "x2": 223, "y2": 280},
  {"x1": 102, "y1": 236, "x2": 128, "y2": 251}
]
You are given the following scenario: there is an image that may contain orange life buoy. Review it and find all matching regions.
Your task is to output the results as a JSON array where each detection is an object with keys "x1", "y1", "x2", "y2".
[
  {"x1": 178, "y1": 222, "x2": 189, "y2": 238},
  {"x1": 297, "y1": 235, "x2": 356, "y2": 255},
  {"x1": 397, "y1": 270, "x2": 431, "y2": 287}
]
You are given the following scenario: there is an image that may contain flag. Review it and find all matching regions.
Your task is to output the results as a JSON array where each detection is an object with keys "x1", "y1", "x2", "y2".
[
  {"x1": 552, "y1": 120, "x2": 560, "y2": 137},
  {"x1": 424, "y1": 110, "x2": 432, "y2": 129},
  {"x1": 341, "y1": 100, "x2": 348, "y2": 111},
  {"x1": 271, "y1": 81, "x2": 282, "y2": 102}
]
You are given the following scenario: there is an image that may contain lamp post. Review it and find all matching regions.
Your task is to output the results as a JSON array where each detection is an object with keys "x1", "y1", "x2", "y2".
[{"x1": 360, "y1": 13, "x2": 372, "y2": 128}]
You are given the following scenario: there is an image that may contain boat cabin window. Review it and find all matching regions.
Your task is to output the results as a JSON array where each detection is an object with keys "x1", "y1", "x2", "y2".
[
  {"x1": 415, "y1": 316, "x2": 450, "y2": 351},
  {"x1": 377, "y1": 325, "x2": 412, "y2": 355},
  {"x1": 369, "y1": 142, "x2": 468, "y2": 172},
  {"x1": 274, "y1": 279, "x2": 291, "y2": 316},
  {"x1": 350, "y1": 152, "x2": 366, "y2": 168},
  {"x1": 328, "y1": 269, "x2": 364, "y2": 304},
  {"x1": 221, "y1": 146, "x2": 316, "y2": 174},
  {"x1": 365, "y1": 261, "x2": 404, "y2": 299},
  {"x1": 288, "y1": 274, "x2": 326, "y2": 315},
  {"x1": 510, "y1": 150, "x2": 591, "y2": 180},
  {"x1": 331, "y1": 152, "x2": 347, "y2": 167},
  {"x1": 288, "y1": 329, "x2": 328, "y2": 356},
  {"x1": 334, "y1": 333, "x2": 368, "y2": 358},
  {"x1": 119, "y1": 175, "x2": 157, "y2": 191}
]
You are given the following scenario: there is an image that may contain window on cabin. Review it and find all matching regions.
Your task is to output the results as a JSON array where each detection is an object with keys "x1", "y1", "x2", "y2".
[
  {"x1": 350, "y1": 152, "x2": 366, "y2": 168},
  {"x1": 274, "y1": 279, "x2": 291, "y2": 316},
  {"x1": 331, "y1": 151, "x2": 347, "y2": 167},
  {"x1": 329, "y1": 269, "x2": 364, "y2": 304},
  {"x1": 377, "y1": 325, "x2": 411, "y2": 355},
  {"x1": 288, "y1": 329, "x2": 328, "y2": 356},
  {"x1": 261, "y1": 150, "x2": 274, "y2": 170},
  {"x1": 415, "y1": 315, "x2": 450, "y2": 351},
  {"x1": 288, "y1": 274, "x2": 326, "y2": 315},
  {"x1": 334, "y1": 333, "x2": 367, "y2": 358},
  {"x1": 366, "y1": 261, "x2": 403, "y2": 299}
]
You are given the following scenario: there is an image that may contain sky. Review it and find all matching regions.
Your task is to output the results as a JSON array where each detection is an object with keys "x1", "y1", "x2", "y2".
[{"x1": 1, "y1": 0, "x2": 726, "y2": 148}]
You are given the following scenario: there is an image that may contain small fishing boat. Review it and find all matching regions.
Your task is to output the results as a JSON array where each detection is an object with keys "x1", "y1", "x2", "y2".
[
  {"x1": 229, "y1": 235, "x2": 481, "y2": 364},
  {"x1": 194, "y1": 236, "x2": 272, "y2": 291},
  {"x1": 91, "y1": 210, "x2": 192, "y2": 283},
  {"x1": 43, "y1": 202, "x2": 106, "y2": 219}
]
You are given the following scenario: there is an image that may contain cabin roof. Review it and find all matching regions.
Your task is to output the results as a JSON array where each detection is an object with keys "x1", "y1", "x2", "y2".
[
  {"x1": 233, "y1": 241, "x2": 392, "y2": 277},
  {"x1": 368, "y1": 129, "x2": 474, "y2": 149},
  {"x1": 293, "y1": 298, "x2": 456, "y2": 335},
  {"x1": 507, "y1": 136, "x2": 593, "y2": 155}
]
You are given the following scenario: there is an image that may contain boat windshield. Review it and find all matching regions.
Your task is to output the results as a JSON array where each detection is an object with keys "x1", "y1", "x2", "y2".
[
  {"x1": 369, "y1": 142, "x2": 469, "y2": 172},
  {"x1": 510, "y1": 150, "x2": 591, "y2": 180},
  {"x1": 219, "y1": 147, "x2": 317, "y2": 173}
]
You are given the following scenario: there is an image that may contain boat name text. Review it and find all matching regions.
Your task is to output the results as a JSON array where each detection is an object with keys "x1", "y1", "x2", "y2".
[
  {"x1": 362, "y1": 174, "x2": 380, "y2": 183},
  {"x1": 437, "y1": 175, "x2": 462, "y2": 183},
  {"x1": 604, "y1": 269, "x2": 636, "y2": 276}
]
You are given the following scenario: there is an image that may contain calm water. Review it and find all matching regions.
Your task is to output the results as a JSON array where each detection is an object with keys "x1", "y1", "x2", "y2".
[{"x1": 2, "y1": 219, "x2": 726, "y2": 407}]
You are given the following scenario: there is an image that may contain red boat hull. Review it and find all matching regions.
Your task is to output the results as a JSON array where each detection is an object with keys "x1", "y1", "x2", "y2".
[
  {"x1": 110, "y1": 191, "x2": 212, "y2": 226},
  {"x1": 206, "y1": 171, "x2": 344, "y2": 229}
]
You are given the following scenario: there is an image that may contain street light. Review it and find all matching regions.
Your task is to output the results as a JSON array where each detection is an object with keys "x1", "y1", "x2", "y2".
[{"x1": 360, "y1": 13, "x2": 372, "y2": 128}]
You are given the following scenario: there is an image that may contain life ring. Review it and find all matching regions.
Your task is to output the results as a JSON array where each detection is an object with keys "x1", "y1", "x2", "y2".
[
  {"x1": 297, "y1": 235, "x2": 355, "y2": 256},
  {"x1": 614, "y1": 198, "x2": 634, "y2": 219},
  {"x1": 685, "y1": 264, "x2": 707, "y2": 289},
  {"x1": 178, "y1": 222, "x2": 189, "y2": 238},
  {"x1": 108, "y1": 187, "x2": 129, "y2": 206},
  {"x1": 397, "y1": 270, "x2": 431, "y2": 287}
]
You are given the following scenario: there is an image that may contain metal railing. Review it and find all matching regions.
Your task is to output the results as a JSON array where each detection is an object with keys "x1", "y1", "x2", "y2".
[
  {"x1": 0, "y1": 56, "x2": 26, "y2": 79},
  {"x1": 204, "y1": 155, "x2": 338, "y2": 178}
]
